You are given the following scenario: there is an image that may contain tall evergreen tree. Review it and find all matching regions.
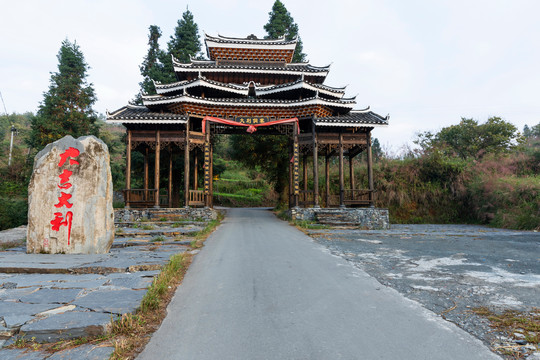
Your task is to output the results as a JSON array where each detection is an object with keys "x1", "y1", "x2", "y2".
[
  {"x1": 159, "y1": 9, "x2": 203, "y2": 83},
  {"x1": 264, "y1": 0, "x2": 306, "y2": 62},
  {"x1": 29, "y1": 39, "x2": 98, "y2": 149},
  {"x1": 134, "y1": 25, "x2": 168, "y2": 103}
]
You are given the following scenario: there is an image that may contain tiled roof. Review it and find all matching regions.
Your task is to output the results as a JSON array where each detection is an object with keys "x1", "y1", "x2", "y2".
[
  {"x1": 315, "y1": 109, "x2": 389, "y2": 127},
  {"x1": 172, "y1": 57, "x2": 329, "y2": 76},
  {"x1": 142, "y1": 93, "x2": 356, "y2": 109},
  {"x1": 106, "y1": 105, "x2": 187, "y2": 124},
  {"x1": 154, "y1": 76, "x2": 346, "y2": 99},
  {"x1": 205, "y1": 33, "x2": 297, "y2": 46}
]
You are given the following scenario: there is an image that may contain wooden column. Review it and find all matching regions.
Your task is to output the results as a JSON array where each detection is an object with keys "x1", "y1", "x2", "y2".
[
  {"x1": 204, "y1": 122, "x2": 211, "y2": 208},
  {"x1": 143, "y1": 147, "x2": 149, "y2": 201},
  {"x1": 210, "y1": 142, "x2": 214, "y2": 208},
  {"x1": 325, "y1": 151, "x2": 330, "y2": 208},
  {"x1": 339, "y1": 132, "x2": 345, "y2": 208},
  {"x1": 168, "y1": 146, "x2": 173, "y2": 208},
  {"x1": 302, "y1": 154, "x2": 308, "y2": 192},
  {"x1": 289, "y1": 144, "x2": 293, "y2": 208},
  {"x1": 125, "y1": 129, "x2": 132, "y2": 208},
  {"x1": 312, "y1": 128, "x2": 319, "y2": 207},
  {"x1": 349, "y1": 155, "x2": 355, "y2": 201},
  {"x1": 367, "y1": 131, "x2": 374, "y2": 207},
  {"x1": 193, "y1": 151, "x2": 198, "y2": 190},
  {"x1": 184, "y1": 121, "x2": 190, "y2": 208},
  {"x1": 154, "y1": 130, "x2": 160, "y2": 208},
  {"x1": 293, "y1": 122, "x2": 299, "y2": 208}
]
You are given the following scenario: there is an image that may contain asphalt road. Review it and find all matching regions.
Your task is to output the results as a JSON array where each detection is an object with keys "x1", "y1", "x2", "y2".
[{"x1": 137, "y1": 208, "x2": 499, "y2": 360}]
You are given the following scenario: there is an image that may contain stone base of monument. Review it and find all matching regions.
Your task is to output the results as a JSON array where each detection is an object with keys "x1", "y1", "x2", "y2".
[{"x1": 289, "y1": 207, "x2": 390, "y2": 229}]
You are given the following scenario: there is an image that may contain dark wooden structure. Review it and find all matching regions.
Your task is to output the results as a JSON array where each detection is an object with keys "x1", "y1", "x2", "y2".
[{"x1": 107, "y1": 34, "x2": 388, "y2": 209}]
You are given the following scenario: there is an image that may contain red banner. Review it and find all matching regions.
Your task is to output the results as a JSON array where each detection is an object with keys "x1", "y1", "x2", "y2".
[{"x1": 202, "y1": 116, "x2": 299, "y2": 134}]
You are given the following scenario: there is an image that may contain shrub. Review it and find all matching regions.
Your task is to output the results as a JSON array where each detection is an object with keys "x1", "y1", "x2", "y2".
[{"x1": 0, "y1": 197, "x2": 28, "y2": 230}]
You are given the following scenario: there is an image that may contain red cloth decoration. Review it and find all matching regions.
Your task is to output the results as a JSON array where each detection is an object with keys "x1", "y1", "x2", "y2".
[{"x1": 202, "y1": 116, "x2": 299, "y2": 134}]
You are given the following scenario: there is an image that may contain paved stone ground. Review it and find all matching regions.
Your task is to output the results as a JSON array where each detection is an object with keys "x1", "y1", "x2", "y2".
[
  {"x1": 307, "y1": 224, "x2": 540, "y2": 358},
  {"x1": 0, "y1": 220, "x2": 203, "y2": 359}
]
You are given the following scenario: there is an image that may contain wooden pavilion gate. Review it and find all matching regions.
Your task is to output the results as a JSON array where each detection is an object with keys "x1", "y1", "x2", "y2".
[{"x1": 123, "y1": 116, "x2": 376, "y2": 210}]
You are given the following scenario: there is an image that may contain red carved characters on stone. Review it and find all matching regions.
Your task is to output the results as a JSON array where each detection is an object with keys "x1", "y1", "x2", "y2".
[
  {"x1": 58, "y1": 169, "x2": 73, "y2": 189},
  {"x1": 51, "y1": 147, "x2": 80, "y2": 246},
  {"x1": 50, "y1": 211, "x2": 73, "y2": 245},
  {"x1": 58, "y1": 147, "x2": 80, "y2": 167},
  {"x1": 54, "y1": 192, "x2": 73, "y2": 208}
]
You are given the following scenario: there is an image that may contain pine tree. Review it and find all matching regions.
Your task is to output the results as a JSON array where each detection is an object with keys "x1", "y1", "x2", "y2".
[
  {"x1": 168, "y1": 9, "x2": 202, "y2": 63},
  {"x1": 159, "y1": 9, "x2": 203, "y2": 84},
  {"x1": 264, "y1": 0, "x2": 306, "y2": 62},
  {"x1": 134, "y1": 25, "x2": 168, "y2": 103},
  {"x1": 29, "y1": 39, "x2": 98, "y2": 149}
]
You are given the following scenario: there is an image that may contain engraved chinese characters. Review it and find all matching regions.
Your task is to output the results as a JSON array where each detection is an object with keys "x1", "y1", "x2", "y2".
[
  {"x1": 50, "y1": 147, "x2": 79, "y2": 245},
  {"x1": 27, "y1": 136, "x2": 114, "y2": 254}
]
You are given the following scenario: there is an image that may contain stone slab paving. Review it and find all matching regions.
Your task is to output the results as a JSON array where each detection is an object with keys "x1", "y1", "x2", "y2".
[
  {"x1": 0, "y1": 226, "x2": 27, "y2": 245},
  {"x1": 0, "y1": 234, "x2": 189, "y2": 360},
  {"x1": 307, "y1": 224, "x2": 540, "y2": 358},
  {"x1": 0, "y1": 244, "x2": 185, "y2": 274},
  {"x1": 46, "y1": 343, "x2": 115, "y2": 359}
]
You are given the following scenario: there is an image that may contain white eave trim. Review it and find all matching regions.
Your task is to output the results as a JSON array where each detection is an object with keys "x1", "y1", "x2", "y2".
[
  {"x1": 314, "y1": 121, "x2": 388, "y2": 127},
  {"x1": 155, "y1": 78, "x2": 248, "y2": 96},
  {"x1": 156, "y1": 78, "x2": 345, "y2": 99},
  {"x1": 107, "y1": 119, "x2": 187, "y2": 124},
  {"x1": 143, "y1": 94, "x2": 356, "y2": 109},
  {"x1": 172, "y1": 65, "x2": 328, "y2": 77},
  {"x1": 206, "y1": 39, "x2": 297, "y2": 51}
]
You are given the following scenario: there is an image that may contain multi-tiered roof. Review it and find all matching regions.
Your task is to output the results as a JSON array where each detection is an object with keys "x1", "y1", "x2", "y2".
[{"x1": 108, "y1": 34, "x2": 388, "y2": 127}]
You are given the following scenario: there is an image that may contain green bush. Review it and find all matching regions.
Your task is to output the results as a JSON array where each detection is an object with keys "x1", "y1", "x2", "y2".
[{"x1": 0, "y1": 197, "x2": 28, "y2": 230}]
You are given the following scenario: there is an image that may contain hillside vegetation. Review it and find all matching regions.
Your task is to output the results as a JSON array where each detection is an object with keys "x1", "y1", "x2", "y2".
[{"x1": 1, "y1": 115, "x2": 538, "y2": 231}]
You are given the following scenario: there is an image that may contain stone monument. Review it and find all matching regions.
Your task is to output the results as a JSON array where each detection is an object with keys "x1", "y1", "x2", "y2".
[{"x1": 27, "y1": 135, "x2": 114, "y2": 254}]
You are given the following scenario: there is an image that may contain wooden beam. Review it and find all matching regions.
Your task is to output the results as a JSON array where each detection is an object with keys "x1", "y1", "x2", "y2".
[{"x1": 154, "y1": 130, "x2": 160, "y2": 208}]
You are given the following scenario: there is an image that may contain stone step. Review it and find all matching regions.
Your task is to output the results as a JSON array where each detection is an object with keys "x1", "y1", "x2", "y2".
[{"x1": 315, "y1": 214, "x2": 358, "y2": 226}]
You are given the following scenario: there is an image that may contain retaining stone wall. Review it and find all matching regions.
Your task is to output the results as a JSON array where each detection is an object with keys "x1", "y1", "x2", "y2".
[
  {"x1": 290, "y1": 207, "x2": 390, "y2": 230},
  {"x1": 115, "y1": 208, "x2": 218, "y2": 223}
]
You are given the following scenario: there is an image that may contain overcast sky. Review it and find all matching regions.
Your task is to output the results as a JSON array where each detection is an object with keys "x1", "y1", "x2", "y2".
[{"x1": 1, "y1": 0, "x2": 539, "y2": 152}]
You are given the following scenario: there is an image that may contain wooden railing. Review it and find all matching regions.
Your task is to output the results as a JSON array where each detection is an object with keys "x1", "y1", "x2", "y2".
[
  {"x1": 124, "y1": 189, "x2": 171, "y2": 208},
  {"x1": 343, "y1": 189, "x2": 374, "y2": 207},
  {"x1": 189, "y1": 190, "x2": 205, "y2": 207},
  {"x1": 298, "y1": 190, "x2": 314, "y2": 207},
  {"x1": 326, "y1": 189, "x2": 375, "y2": 207},
  {"x1": 124, "y1": 189, "x2": 157, "y2": 208}
]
